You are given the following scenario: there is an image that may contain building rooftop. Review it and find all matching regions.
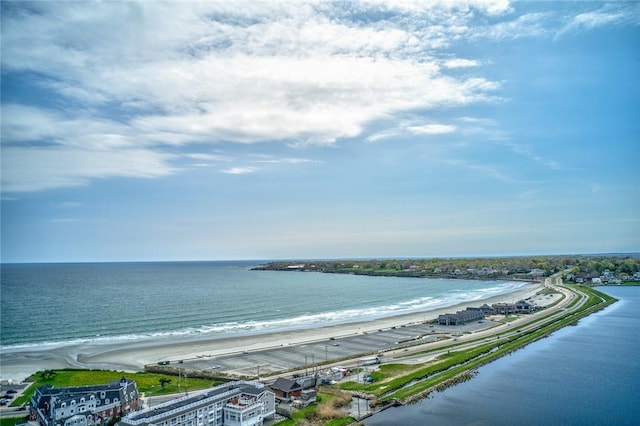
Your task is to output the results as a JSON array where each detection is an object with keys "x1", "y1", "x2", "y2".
[{"x1": 123, "y1": 381, "x2": 265, "y2": 425}]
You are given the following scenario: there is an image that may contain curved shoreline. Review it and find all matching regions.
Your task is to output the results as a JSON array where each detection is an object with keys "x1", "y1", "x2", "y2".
[{"x1": 0, "y1": 283, "x2": 541, "y2": 382}]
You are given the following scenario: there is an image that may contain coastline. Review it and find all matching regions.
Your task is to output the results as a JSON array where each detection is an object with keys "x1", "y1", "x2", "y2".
[{"x1": 0, "y1": 282, "x2": 541, "y2": 383}]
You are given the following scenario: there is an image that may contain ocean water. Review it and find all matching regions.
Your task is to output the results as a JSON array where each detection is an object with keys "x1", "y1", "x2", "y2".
[
  {"x1": 364, "y1": 286, "x2": 640, "y2": 426},
  {"x1": 0, "y1": 261, "x2": 529, "y2": 350}
]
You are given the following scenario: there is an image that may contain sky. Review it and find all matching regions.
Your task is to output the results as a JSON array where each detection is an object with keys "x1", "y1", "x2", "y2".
[{"x1": 1, "y1": 0, "x2": 639, "y2": 263}]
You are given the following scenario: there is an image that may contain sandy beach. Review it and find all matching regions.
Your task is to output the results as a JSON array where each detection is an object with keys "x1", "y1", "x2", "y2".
[{"x1": 0, "y1": 282, "x2": 541, "y2": 382}]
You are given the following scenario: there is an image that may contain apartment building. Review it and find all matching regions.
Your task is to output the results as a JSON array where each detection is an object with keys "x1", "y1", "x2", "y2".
[
  {"x1": 117, "y1": 381, "x2": 275, "y2": 426},
  {"x1": 30, "y1": 377, "x2": 139, "y2": 426}
]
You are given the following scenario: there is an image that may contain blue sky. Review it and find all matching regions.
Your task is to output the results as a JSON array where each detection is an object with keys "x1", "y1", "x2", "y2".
[{"x1": 1, "y1": 1, "x2": 639, "y2": 263}]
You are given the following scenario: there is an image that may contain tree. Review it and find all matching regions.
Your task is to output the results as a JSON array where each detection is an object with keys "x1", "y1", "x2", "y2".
[{"x1": 159, "y1": 378, "x2": 172, "y2": 388}]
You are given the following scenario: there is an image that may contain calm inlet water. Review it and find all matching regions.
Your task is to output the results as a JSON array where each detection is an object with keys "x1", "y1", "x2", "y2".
[
  {"x1": 365, "y1": 286, "x2": 640, "y2": 426},
  {"x1": 0, "y1": 261, "x2": 528, "y2": 349}
]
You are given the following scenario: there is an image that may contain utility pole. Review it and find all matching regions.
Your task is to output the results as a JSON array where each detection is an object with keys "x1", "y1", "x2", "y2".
[{"x1": 184, "y1": 372, "x2": 188, "y2": 395}]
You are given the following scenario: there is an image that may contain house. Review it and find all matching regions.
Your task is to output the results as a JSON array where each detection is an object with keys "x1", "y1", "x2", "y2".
[
  {"x1": 492, "y1": 303, "x2": 517, "y2": 315},
  {"x1": 479, "y1": 304, "x2": 495, "y2": 315},
  {"x1": 466, "y1": 304, "x2": 495, "y2": 316},
  {"x1": 30, "y1": 377, "x2": 139, "y2": 426},
  {"x1": 270, "y1": 378, "x2": 301, "y2": 401},
  {"x1": 529, "y1": 269, "x2": 545, "y2": 277},
  {"x1": 515, "y1": 300, "x2": 535, "y2": 314},
  {"x1": 117, "y1": 381, "x2": 274, "y2": 426}
]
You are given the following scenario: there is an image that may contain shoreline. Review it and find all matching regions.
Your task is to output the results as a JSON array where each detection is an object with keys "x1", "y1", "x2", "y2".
[{"x1": 0, "y1": 282, "x2": 541, "y2": 382}]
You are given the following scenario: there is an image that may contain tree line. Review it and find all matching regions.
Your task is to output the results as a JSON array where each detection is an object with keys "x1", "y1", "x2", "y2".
[{"x1": 253, "y1": 254, "x2": 640, "y2": 280}]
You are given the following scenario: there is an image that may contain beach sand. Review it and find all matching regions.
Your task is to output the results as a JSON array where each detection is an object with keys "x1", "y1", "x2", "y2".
[{"x1": 0, "y1": 282, "x2": 542, "y2": 382}]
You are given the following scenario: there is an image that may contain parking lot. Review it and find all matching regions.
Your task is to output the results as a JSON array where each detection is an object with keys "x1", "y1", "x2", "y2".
[{"x1": 178, "y1": 319, "x2": 496, "y2": 378}]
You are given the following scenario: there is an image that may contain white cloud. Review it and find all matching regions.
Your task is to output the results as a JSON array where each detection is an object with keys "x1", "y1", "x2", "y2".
[
  {"x1": 556, "y1": 4, "x2": 638, "y2": 39},
  {"x1": 443, "y1": 159, "x2": 513, "y2": 182},
  {"x1": 444, "y1": 58, "x2": 480, "y2": 68},
  {"x1": 4, "y1": 0, "x2": 629, "y2": 193},
  {"x1": 479, "y1": 12, "x2": 554, "y2": 40},
  {"x1": 366, "y1": 129, "x2": 403, "y2": 143},
  {"x1": 361, "y1": 0, "x2": 511, "y2": 15},
  {"x1": 221, "y1": 166, "x2": 258, "y2": 175},
  {"x1": 501, "y1": 141, "x2": 562, "y2": 170},
  {"x1": 183, "y1": 153, "x2": 231, "y2": 162},
  {"x1": 1, "y1": 3, "x2": 502, "y2": 150},
  {"x1": 408, "y1": 124, "x2": 457, "y2": 135},
  {"x1": 251, "y1": 156, "x2": 319, "y2": 165},
  {"x1": 1, "y1": 146, "x2": 176, "y2": 192},
  {"x1": 1, "y1": 104, "x2": 178, "y2": 191}
]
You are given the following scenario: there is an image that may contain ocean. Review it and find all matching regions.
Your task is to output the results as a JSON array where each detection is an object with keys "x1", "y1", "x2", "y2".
[
  {"x1": 364, "y1": 286, "x2": 640, "y2": 426},
  {"x1": 0, "y1": 261, "x2": 529, "y2": 350}
]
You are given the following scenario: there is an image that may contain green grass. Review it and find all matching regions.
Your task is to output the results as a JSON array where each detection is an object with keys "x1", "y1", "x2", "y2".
[
  {"x1": 537, "y1": 287, "x2": 560, "y2": 295},
  {"x1": 324, "y1": 418, "x2": 357, "y2": 426},
  {"x1": 497, "y1": 315, "x2": 520, "y2": 323},
  {"x1": 0, "y1": 416, "x2": 29, "y2": 426},
  {"x1": 13, "y1": 369, "x2": 222, "y2": 406}
]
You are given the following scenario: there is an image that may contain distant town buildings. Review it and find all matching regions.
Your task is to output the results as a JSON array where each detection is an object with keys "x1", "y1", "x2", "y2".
[
  {"x1": 117, "y1": 381, "x2": 274, "y2": 426},
  {"x1": 566, "y1": 269, "x2": 639, "y2": 286},
  {"x1": 30, "y1": 377, "x2": 139, "y2": 426}
]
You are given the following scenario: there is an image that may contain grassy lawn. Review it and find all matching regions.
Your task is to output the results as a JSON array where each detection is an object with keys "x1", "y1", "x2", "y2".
[
  {"x1": 13, "y1": 369, "x2": 222, "y2": 406},
  {"x1": 536, "y1": 287, "x2": 560, "y2": 295},
  {"x1": 497, "y1": 315, "x2": 520, "y2": 323},
  {"x1": 0, "y1": 416, "x2": 30, "y2": 426}
]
